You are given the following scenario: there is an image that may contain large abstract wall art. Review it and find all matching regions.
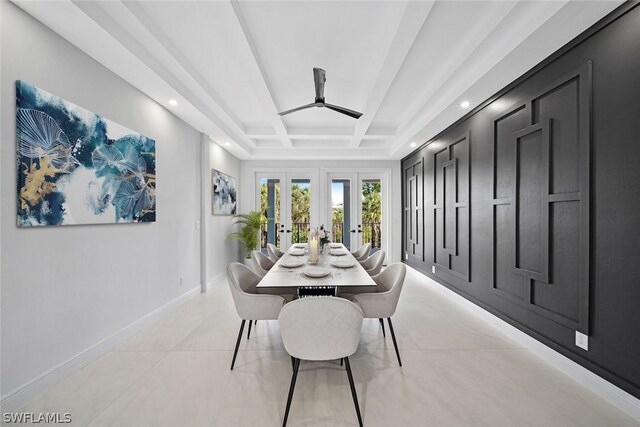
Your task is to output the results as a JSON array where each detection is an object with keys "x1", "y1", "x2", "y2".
[
  {"x1": 212, "y1": 169, "x2": 237, "y2": 215},
  {"x1": 16, "y1": 81, "x2": 156, "y2": 226}
]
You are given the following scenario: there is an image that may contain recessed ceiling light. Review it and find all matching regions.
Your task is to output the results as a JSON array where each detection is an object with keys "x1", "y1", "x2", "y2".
[
  {"x1": 224, "y1": 142, "x2": 231, "y2": 147},
  {"x1": 460, "y1": 100, "x2": 470, "y2": 108},
  {"x1": 410, "y1": 142, "x2": 417, "y2": 148},
  {"x1": 168, "y1": 99, "x2": 177, "y2": 106}
]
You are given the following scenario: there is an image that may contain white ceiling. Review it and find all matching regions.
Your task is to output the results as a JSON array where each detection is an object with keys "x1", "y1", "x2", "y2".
[{"x1": 14, "y1": 0, "x2": 622, "y2": 160}]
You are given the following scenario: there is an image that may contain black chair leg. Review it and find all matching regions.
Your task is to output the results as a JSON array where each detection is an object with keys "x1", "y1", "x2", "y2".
[
  {"x1": 379, "y1": 318, "x2": 386, "y2": 337},
  {"x1": 344, "y1": 357, "x2": 363, "y2": 427},
  {"x1": 340, "y1": 358, "x2": 344, "y2": 367},
  {"x1": 387, "y1": 317, "x2": 402, "y2": 367},
  {"x1": 247, "y1": 319, "x2": 253, "y2": 340},
  {"x1": 230, "y1": 319, "x2": 246, "y2": 370},
  {"x1": 291, "y1": 356, "x2": 295, "y2": 371},
  {"x1": 283, "y1": 358, "x2": 300, "y2": 427}
]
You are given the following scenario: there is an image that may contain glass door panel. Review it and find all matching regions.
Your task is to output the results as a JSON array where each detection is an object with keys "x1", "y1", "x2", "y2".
[
  {"x1": 331, "y1": 179, "x2": 352, "y2": 251},
  {"x1": 360, "y1": 178, "x2": 382, "y2": 254},
  {"x1": 259, "y1": 177, "x2": 281, "y2": 254},
  {"x1": 289, "y1": 179, "x2": 311, "y2": 245}
]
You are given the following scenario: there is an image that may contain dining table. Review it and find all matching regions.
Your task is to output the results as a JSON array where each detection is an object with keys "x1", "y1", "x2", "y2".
[{"x1": 256, "y1": 243, "x2": 376, "y2": 296}]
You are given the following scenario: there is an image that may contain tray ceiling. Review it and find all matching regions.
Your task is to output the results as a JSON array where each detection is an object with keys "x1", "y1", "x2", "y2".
[{"x1": 13, "y1": 0, "x2": 622, "y2": 159}]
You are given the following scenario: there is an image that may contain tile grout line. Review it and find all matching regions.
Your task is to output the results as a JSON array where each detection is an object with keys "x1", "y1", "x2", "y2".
[{"x1": 84, "y1": 351, "x2": 171, "y2": 427}]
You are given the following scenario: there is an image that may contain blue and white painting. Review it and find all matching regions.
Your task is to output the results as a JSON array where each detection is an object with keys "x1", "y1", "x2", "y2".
[
  {"x1": 16, "y1": 81, "x2": 156, "y2": 226},
  {"x1": 212, "y1": 169, "x2": 237, "y2": 215}
]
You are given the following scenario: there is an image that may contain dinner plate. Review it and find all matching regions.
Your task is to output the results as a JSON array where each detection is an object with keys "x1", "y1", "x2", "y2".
[
  {"x1": 293, "y1": 244, "x2": 306, "y2": 249},
  {"x1": 330, "y1": 249, "x2": 348, "y2": 256},
  {"x1": 303, "y1": 267, "x2": 331, "y2": 278},
  {"x1": 289, "y1": 249, "x2": 305, "y2": 256},
  {"x1": 331, "y1": 260, "x2": 355, "y2": 269},
  {"x1": 280, "y1": 259, "x2": 304, "y2": 268},
  {"x1": 329, "y1": 243, "x2": 342, "y2": 248}
]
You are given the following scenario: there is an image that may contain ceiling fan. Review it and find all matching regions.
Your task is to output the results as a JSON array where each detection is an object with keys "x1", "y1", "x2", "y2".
[{"x1": 278, "y1": 68, "x2": 363, "y2": 119}]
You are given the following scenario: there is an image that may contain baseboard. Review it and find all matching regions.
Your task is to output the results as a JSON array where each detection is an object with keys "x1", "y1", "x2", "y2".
[
  {"x1": 0, "y1": 284, "x2": 202, "y2": 413},
  {"x1": 206, "y1": 272, "x2": 226, "y2": 290},
  {"x1": 407, "y1": 266, "x2": 640, "y2": 422}
]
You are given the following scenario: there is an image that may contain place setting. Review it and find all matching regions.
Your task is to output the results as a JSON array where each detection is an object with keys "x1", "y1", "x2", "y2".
[
  {"x1": 329, "y1": 248, "x2": 348, "y2": 256},
  {"x1": 301, "y1": 266, "x2": 331, "y2": 279},
  {"x1": 330, "y1": 259, "x2": 356, "y2": 269}
]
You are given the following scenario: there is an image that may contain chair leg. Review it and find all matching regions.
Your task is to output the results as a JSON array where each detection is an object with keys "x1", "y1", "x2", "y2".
[
  {"x1": 344, "y1": 357, "x2": 363, "y2": 427},
  {"x1": 379, "y1": 318, "x2": 386, "y2": 337},
  {"x1": 247, "y1": 319, "x2": 253, "y2": 340},
  {"x1": 387, "y1": 317, "x2": 402, "y2": 367},
  {"x1": 283, "y1": 358, "x2": 300, "y2": 427},
  {"x1": 230, "y1": 319, "x2": 246, "y2": 370},
  {"x1": 340, "y1": 358, "x2": 344, "y2": 367},
  {"x1": 291, "y1": 356, "x2": 295, "y2": 371}
]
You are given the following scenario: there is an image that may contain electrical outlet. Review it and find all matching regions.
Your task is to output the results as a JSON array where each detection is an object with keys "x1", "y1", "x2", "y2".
[
  {"x1": 405, "y1": 253, "x2": 408, "y2": 260},
  {"x1": 575, "y1": 331, "x2": 588, "y2": 351},
  {"x1": 179, "y1": 277, "x2": 183, "y2": 287},
  {"x1": 431, "y1": 265, "x2": 436, "y2": 274},
  {"x1": 196, "y1": 220, "x2": 200, "y2": 230}
]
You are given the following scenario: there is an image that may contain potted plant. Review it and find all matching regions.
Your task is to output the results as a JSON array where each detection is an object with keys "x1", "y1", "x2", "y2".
[{"x1": 228, "y1": 211, "x2": 262, "y2": 265}]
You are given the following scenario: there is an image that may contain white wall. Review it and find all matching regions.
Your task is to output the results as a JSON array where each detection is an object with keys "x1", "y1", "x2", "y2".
[
  {"x1": 203, "y1": 139, "x2": 242, "y2": 286},
  {"x1": 0, "y1": 2, "x2": 215, "y2": 399},
  {"x1": 240, "y1": 159, "x2": 402, "y2": 263}
]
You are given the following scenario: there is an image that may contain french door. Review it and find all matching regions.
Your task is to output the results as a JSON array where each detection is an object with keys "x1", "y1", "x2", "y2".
[
  {"x1": 256, "y1": 172, "x2": 316, "y2": 252},
  {"x1": 326, "y1": 172, "x2": 384, "y2": 257}
]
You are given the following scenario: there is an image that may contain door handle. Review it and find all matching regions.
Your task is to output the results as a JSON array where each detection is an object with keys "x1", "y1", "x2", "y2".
[
  {"x1": 278, "y1": 230, "x2": 286, "y2": 234},
  {"x1": 357, "y1": 230, "x2": 362, "y2": 233},
  {"x1": 286, "y1": 230, "x2": 292, "y2": 233},
  {"x1": 350, "y1": 230, "x2": 356, "y2": 233}
]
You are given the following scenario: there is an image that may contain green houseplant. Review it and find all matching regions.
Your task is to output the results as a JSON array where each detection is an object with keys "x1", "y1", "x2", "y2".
[{"x1": 228, "y1": 211, "x2": 262, "y2": 259}]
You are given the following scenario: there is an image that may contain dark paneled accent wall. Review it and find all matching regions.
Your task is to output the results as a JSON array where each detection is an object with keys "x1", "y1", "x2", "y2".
[
  {"x1": 403, "y1": 156, "x2": 424, "y2": 263},
  {"x1": 402, "y1": 4, "x2": 640, "y2": 399}
]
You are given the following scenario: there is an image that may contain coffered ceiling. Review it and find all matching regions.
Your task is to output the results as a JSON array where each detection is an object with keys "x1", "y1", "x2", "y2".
[{"x1": 14, "y1": 0, "x2": 622, "y2": 160}]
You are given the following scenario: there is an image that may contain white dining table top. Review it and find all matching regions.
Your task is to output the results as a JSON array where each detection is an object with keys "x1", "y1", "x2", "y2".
[{"x1": 256, "y1": 243, "x2": 377, "y2": 288}]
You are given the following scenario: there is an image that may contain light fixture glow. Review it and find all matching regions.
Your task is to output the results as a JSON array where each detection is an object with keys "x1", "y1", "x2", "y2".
[
  {"x1": 460, "y1": 100, "x2": 470, "y2": 108},
  {"x1": 224, "y1": 142, "x2": 231, "y2": 147},
  {"x1": 410, "y1": 142, "x2": 417, "y2": 148},
  {"x1": 168, "y1": 99, "x2": 177, "y2": 106}
]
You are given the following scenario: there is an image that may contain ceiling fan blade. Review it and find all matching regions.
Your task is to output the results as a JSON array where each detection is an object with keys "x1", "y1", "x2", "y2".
[
  {"x1": 324, "y1": 103, "x2": 363, "y2": 119},
  {"x1": 278, "y1": 102, "x2": 318, "y2": 116},
  {"x1": 313, "y1": 68, "x2": 326, "y2": 102}
]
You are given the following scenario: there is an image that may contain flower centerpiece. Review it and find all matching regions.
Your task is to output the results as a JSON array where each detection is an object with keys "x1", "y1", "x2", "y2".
[{"x1": 318, "y1": 224, "x2": 331, "y2": 248}]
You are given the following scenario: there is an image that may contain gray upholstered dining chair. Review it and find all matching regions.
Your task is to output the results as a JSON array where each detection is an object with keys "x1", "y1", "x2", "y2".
[
  {"x1": 251, "y1": 250, "x2": 275, "y2": 276},
  {"x1": 279, "y1": 297, "x2": 364, "y2": 427},
  {"x1": 227, "y1": 262, "x2": 287, "y2": 370},
  {"x1": 351, "y1": 243, "x2": 371, "y2": 262},
  {"x1": 350, "y1": 263, "x2": 407, "y2": 366},
  {"x1": 267, "y1": 243, "x2": 284, "y2": 262},
  {"x1": 359, "y1": 250, "x2": 385, "y2": 276}
]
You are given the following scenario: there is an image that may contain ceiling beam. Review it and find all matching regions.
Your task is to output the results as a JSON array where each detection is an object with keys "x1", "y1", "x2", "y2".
[
  {"x1": 13, "y1": 0, "x2": 254, "y2": 157},
  {"x1": 348, "y1": 1, "x2": 435, "y2": 148},
  {"x1": 230, "y1": 1, "x2": 293, "y2": 148},
  {"x1": 388, "y1": 1, "x2": 567, "y2": 157},
  {"x1": 113, "y1": 0, "x2": 257, "y2": 152}
]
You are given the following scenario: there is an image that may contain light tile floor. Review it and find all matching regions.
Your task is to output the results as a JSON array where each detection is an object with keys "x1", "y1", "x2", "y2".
[{"x1": 14, "y1": 268, "x2": 639, "y2": 426}]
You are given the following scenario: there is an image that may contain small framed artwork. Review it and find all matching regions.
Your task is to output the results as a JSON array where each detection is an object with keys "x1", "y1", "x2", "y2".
[{"x1": 212, "y1": 169, "x2": 237, "y2": 215}]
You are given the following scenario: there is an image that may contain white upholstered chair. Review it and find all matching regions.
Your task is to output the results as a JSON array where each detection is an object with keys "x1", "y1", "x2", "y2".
[
  {"x1": 350, "y1": 263, "x2": 407, "y2": 366},
  {"x1": 267, "y1": 243, "x2": 284, "y2": 262},
  {"x1": 227, "y1": 262, "x2": 287, "y2": 370},
  {"x1": 351, "y1": 243, "x2": 371, "y2": 262},
  {"x1": 251, "y1": 250, "x2": 275, "y2": 276},
  {"x1": 279, "y1": 297, "x2": 364, "y2": 427},
  {"x1": 359, "y1": 250, "x2": 385, "y2": 276}
]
